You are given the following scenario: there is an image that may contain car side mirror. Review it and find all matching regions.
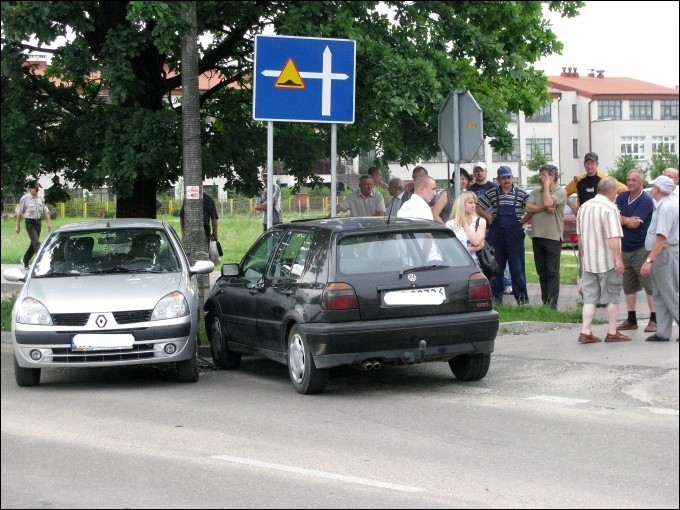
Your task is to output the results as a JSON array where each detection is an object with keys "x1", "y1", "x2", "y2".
[{"x1": 221, "y1": 263, "x2": 239, "y2": 277}]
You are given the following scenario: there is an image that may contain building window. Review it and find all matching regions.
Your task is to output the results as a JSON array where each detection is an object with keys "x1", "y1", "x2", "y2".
[
  {"x1": 620, "y1": 136, "x2": 646, "y2": 160},
  {"x1": 525, "y1": 138, "x2": 553, "y2": 160},
  {"x1": 661, "y1": 100, "x2": 679, "y2": 120},
  {"x1": 571, "y1": 104, "x2": 578, "y2": 123},
  {"x1": 492, "y1": 139, "x2": 520, "y2": 162},
  {"x1": 508, "y1": 112, "x2": 518, "y2": 122},
  {"x1": 424, "y1": 150, "x2": 448, "y2": 163},
  {"x1": 629, "y1": 100, "x2": 653, "y2": 120},
  {"x1": 652, "y1": 136, "x2": 676, "y2": 154},
  {"x1": 572, "y1": 139, "x2": 579, "y2": 158},
  {"x1": 525, "y1": 103, "x2": 552, "y2": 122},
  {"x1": 598, "y1": 100, "x2": 622, "y2": 120}
]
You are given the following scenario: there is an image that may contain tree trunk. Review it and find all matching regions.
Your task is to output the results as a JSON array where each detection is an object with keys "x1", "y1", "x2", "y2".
[
  {"x1": 181, "y1": 2, "x2": 210, "y2": 326},
  {"x1": 116, "y1": 178, "x2": 158, "y2": 218}
]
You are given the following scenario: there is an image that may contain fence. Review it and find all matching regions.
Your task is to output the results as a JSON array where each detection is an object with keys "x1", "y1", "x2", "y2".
[{"x1": 3, "y1": 195, "x2": 334, "y2": 219}]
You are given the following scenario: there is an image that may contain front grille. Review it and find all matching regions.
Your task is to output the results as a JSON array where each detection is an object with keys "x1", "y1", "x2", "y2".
[
  {"x1": 113, "y1": 310, "x2": 152, "y2": 324},
  {"x1": 51, "y1": 343, "x2": 156, "y2": 363},
  {"x1": 52, "y1": 313, "x2": 90, "y2": 326}
]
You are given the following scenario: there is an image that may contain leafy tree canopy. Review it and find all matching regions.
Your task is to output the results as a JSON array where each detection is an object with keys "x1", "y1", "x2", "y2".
[{"x1": 1, "y1": 0, "x2": 583, "y2": 217}]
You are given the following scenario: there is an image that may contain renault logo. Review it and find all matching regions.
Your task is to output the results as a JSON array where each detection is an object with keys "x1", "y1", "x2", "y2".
[{"x1": 96, "y1": 315, "x2": 107, "y2": 328}]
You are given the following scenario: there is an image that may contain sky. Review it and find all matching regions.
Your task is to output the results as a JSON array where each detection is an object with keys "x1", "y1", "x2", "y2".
[{"x1": 535, "y1": 1, "x2": 679, "y2": 89}]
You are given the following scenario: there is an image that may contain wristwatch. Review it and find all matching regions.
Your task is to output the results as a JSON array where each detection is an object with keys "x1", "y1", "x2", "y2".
[{"x1": 646, "y1": 258, "x2": 654, "y2": 264}]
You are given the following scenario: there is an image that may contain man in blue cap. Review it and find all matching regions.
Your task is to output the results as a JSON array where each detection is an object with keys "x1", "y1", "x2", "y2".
[{"x1": 477, "y1": 166, "x2": 530, "y2": 304}]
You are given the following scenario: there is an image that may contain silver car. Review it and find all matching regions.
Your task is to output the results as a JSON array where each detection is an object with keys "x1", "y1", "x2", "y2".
[{"x1": 3, "y1": 219, "x2": 214, "y2": 386}]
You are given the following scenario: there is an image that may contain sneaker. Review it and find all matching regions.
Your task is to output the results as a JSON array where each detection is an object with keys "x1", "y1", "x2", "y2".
[
  {"x1": 19, "y1": 258, "x2": 29, "y2": 270},
  {"x1": 504, "y1": 286, "x2": 513, "y2": 295}
]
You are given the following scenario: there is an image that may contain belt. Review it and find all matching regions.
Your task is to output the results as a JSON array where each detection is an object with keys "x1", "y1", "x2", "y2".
[{"x1": 665, "y1": 243, "x2": 678, "y2": 247}]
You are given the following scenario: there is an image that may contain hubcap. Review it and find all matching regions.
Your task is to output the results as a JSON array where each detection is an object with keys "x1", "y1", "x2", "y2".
[{"x1": 289, "y1": 333, "x2": 305, "y2": 383}]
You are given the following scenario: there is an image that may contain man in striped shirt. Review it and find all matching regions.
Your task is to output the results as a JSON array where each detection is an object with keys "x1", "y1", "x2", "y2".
[{"x1": 575, "y1": 177, "x2": 628, "y2": 344}]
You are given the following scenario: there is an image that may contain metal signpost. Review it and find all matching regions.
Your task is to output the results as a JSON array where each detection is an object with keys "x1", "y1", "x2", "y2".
[
  {"x1": 438, "y1": 91, "x2": 484, "y2": 196},
  {"x1": 253, "y1": 35, "x2": 356, "y2": 224}
]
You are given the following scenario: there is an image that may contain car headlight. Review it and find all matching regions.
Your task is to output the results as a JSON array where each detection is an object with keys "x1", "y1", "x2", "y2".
[
  {"x1": 16, "y1": 297, "x2": 53, "y2": 325},
  {"x1": 151, "y1": 291, "x2": 189, "y2": 320}
]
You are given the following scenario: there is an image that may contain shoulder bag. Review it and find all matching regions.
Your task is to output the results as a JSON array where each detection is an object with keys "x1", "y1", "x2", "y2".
[{"x1": 475, "y1": 217, "x2": 501, "y2": 279}]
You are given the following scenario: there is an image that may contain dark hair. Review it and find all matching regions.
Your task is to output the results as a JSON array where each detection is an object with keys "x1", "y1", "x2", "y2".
[
  {"x1": 27, "y1": 180, "x2": 40, "y2": 190},
  {"x1": 539, "y1": 164, "x2": 558, "y2": 177}
]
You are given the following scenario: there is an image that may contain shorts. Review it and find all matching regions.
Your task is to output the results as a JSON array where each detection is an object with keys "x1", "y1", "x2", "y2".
[
  {"x1": 582, "y1": 268, "x2": 622, "y2": 305},
  {"x1": 622, "y1": 247, "x2": 652, "y2": 295}
]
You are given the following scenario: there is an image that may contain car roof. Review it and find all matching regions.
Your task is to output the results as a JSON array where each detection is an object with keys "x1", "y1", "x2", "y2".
[
  {"x1": 53, "y1": 218, "x2": 169, "y2": 233},
  {"x1": 277, "y1": 216, "x2": 451, "y2": 235}
]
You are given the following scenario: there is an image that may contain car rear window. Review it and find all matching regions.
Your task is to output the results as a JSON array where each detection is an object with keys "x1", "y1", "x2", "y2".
[{"x1": 337, "y1": 230, "x2": 471, "y2": 275}]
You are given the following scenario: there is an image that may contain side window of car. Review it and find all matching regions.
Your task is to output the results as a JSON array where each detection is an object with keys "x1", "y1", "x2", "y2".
[
  {"x1": 269, "y1": 231, "x2": 313, "y2": 279},
  {"x1": 243, "y1": 231, "x2": 281, "y2": 278}
]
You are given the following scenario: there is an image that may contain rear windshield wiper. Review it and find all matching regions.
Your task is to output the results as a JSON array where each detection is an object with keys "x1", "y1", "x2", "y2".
[{"x1": 399, "y1": 264, "x2": 449, "y2": 278}]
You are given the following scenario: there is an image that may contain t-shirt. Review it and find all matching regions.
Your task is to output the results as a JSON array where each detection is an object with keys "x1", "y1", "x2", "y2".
[
  {"x1": 565, "y1": 171, "x2": 626, "y2": 207},
  {"x1": 615, "y1": 190, "x2": 653, "y2": 252}
]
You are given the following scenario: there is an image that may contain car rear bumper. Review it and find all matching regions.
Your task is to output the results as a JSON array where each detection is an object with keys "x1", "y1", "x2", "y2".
[{"x1": 299, "y1": 311, "x2": 498, "y2": 368}]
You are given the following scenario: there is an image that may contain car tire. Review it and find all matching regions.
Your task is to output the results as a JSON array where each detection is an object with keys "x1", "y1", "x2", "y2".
[
  {"x1": 287, "y1": 325, "x2": 328, "y2": 395},
  {"x1": 208, "y1": 313, "x2": 241, "y2": 370},
  {"x1": 448, "y1": 353, "x2": 491, "y2": 381},
  {"x1": 176, "y1": 348, "x2": 199, "y2": 383},
  {"x1": 14, "y1": 354, "x2": 40, "y2": 387}
]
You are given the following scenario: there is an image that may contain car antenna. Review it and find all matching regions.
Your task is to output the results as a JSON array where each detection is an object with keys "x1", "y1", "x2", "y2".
[{"x1": 386, "y1": 201, "x2": 394, "y2": 224}]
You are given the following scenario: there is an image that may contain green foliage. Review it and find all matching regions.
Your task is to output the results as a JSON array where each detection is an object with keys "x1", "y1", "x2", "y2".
[
  {"x1": 608, "y1": 153, "x2": 639, "y2": 184},
  {"x1": 1, "y1": 1, "x2": 584, "y2": 214},
  {"x1": 646, "y1": 145, "x2": 679, "y2": 179},
  {"x1": 524, "y1": 139, "x2": 549, "y2": 185}
]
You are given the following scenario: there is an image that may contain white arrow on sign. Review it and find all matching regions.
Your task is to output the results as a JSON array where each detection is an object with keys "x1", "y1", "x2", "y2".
[{"x1": 262, "y1": 46, "x2": 348, "y2": 116}]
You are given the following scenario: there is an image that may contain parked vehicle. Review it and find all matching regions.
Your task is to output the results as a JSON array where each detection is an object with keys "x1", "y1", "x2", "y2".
[
  {"x1": 3, "y1": 219, "x2": 214, "y2": 387},
  {"x1": 204, "y1": 217, "x2": 498, "y2": 394}
]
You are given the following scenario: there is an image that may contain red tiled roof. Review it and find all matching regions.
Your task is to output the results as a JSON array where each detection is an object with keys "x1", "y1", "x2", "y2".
[{"x1": 548, "y1": 74, "x2": 679, "y2": 100}]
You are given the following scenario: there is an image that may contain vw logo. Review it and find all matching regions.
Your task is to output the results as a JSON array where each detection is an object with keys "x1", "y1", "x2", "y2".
[
  {"x1": 96, "y1": 315, "x2": 107, "y2": 328},
  {"x1": 407, "y1": 273, "x2": 416, "y2": 282}
]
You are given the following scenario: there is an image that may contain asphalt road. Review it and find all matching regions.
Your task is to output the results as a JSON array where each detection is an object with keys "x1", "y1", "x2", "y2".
[{"x1": 2, "y1": 323, "x2": 678, "y2": 508}]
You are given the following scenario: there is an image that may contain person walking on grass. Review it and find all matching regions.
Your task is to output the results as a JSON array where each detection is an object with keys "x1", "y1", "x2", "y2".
[
  {"x1": 575, "y1": 177, "x2": 629, "y2": 344},
  {"x1": 15, "y1": 180, "x2": 52, "y2": 270}
]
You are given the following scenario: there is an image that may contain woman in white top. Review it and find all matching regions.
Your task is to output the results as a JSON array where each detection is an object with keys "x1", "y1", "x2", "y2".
[{"x1": 445, "y1": 191, "x2": 486, "y2": 266}]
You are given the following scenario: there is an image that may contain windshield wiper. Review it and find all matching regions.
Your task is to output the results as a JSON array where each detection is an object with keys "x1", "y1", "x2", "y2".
[
  {"x1": 37, "y1": 271, "x2": 82, "y2": 278},
  {"x1": 88, "y1": 266, "x2": 134, "y2": 274},
  {"x1": 399, "y1": 264, "x2": 449, "y2": 278}
]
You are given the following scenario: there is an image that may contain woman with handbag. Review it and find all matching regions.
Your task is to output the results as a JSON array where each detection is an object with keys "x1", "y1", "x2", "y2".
[{"x1": 445, "y1": 191, "x2": 487, "y2": 269}]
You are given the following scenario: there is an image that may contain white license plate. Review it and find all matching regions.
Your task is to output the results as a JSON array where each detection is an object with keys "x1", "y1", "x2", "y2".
[
  {"x1": 383, "y1": 286, "x2": 446, "y2": 306},
  {"x1": 71, "y1": 334, "x2": 135, "y2": 351}
]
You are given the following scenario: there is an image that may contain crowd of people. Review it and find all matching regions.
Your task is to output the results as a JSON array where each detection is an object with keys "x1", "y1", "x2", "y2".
[{"x1": 332, "y1": 154, "x2": 679, "y2": 343}]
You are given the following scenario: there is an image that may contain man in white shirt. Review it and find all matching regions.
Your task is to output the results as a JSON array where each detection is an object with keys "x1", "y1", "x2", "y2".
[{"x1": 397, "y1": 176, "x2": 437, "y2": 220}]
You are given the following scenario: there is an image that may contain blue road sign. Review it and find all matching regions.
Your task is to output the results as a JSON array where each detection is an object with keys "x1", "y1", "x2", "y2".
[{"x1": 253, "y1": 35, "x2": 356, "y2": 123}]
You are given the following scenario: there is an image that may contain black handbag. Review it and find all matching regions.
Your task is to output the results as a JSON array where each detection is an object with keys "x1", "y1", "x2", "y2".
[
  {"x1": 475, "y1": 217, "x2": 501, "y2": 279},
  {"x1": 477, "y1": 244, "x2": 501, "y2": 279}
]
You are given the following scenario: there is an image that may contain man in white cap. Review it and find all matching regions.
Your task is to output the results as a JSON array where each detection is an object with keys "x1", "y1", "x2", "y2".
[
  {"x1": 663, "y1": 167, "x2": 679, "y2": 198},
  {"x1": 640, "y1": 175, "x2": 679, "y2": 342},
  {"x1": 468, "y1": 162, "x2": 496, "y2": 198}
]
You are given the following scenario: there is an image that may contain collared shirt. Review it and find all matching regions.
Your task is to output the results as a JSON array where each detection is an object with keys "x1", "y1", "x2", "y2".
[
  {"x1": 576, "y1": 194, "x2": 623, "y2": 273},
  {"x1": 397, "y1": 193, "x2": 433, "y2": 220},
  {"x1": 615, "y1": 189, "x2": 654, "y2": 252},
  {"x1": 527, "y1": 185, "x2": 567, "y2": 241},
  {"x1": 477, "y1": 185, "x2": 529, "y2": 222},
  {"x1": 338, "y1": 189, "x2": 385, "y2": 217},
  {"x1": 645, "y1": 194, "x2": 680, "y2": 250},
  {"x1": 17, "y1": 192, "x2": 49, "y2": 220},
  {"x1": 386, "y1": 192, "x2": 404, "y2": 216}
]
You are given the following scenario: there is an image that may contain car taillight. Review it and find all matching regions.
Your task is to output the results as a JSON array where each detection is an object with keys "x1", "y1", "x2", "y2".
[
  {"x1": 322, "y1": 283, "x2": 358, "y2": 310},
  {"x1": 468, "y1": 273, "x2": 492, "y2": 309},
  {"x1": 569, "y1": 232, "x2": 579, "y2": 245}
]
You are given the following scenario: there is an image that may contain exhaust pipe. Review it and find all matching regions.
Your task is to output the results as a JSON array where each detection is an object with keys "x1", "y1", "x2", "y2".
[
  {"x1": 361, "y1": 360, "x2": 374, "y2": 370},
  {"x1": 372, "y1": 360, "x2": 381, "y2": 370}
]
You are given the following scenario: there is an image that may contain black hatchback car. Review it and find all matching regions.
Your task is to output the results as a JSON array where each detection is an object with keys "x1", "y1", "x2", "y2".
[{"x1": 204, "y1": 217, "x2": 498, "y2": 394}]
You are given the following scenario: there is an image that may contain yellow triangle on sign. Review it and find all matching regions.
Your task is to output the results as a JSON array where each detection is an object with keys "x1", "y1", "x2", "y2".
[{"x1": 275, "y1": 58, "x2": 305, "y2": 89}]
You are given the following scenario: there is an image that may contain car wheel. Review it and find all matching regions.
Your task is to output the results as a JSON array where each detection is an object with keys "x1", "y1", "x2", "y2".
[
  {"x1": 287, "y1": 325, "x2": 328, "y2": 395},
  {"x1": 176, "y1": 348, "x2": 199, "y2": 383},
  {"x1": 448, "y1": 353, "x2": 491, "y2": 381},
  {"x1": 208, "y1": 313, "x2": 241, "y2": 369},
  {"x1": 14, "y1": 354, "x2": 40, "y2": 387}
]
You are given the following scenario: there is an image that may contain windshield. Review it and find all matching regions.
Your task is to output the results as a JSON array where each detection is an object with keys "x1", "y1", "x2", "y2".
[
  {"x1": 337, "y1": 230, "x2": 471, "y2": 275},
  {"x1": 32, "y1": 228, "x2": 181, "y2": 277}
]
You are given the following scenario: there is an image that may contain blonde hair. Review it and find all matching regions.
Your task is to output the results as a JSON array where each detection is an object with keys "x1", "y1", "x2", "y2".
[{"x1": 449, "y1": 191, "x2": 477, "y2": 227}]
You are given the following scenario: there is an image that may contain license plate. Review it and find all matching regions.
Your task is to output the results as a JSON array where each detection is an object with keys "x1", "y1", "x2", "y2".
[
  {"x1": 71, "y1": 334, "x2": 135, "y2": 351},
  {"x1": 383, "y1": 286, "x2": 446, "y2": 306}
]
